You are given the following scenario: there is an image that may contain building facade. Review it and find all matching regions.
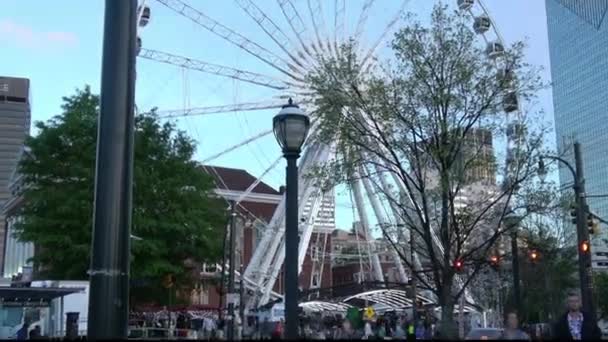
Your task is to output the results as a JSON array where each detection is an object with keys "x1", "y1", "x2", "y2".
[
  {"x1": 546, "y1": 0, "x2": 608, "y2": 247},
  {"x1": 0, "y1": 77, "x2": 31, "y2": 269}
]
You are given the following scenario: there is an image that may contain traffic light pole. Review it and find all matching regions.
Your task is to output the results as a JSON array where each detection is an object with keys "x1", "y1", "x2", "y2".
[
  {"x1": 88, "y1": 0, "x2": 137, "y2": 339},
  {"x1": 510, "y1": 229, "x2": 522, "y2": 317},
  {"x1": 572, "y1": 142, "x2": 596, "y2": 320},
  {"x1": 541, "y1": 141, "x2": 595, "y2": 320}
]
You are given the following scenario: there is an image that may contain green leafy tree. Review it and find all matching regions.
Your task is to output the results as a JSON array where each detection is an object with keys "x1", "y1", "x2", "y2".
[
  {"x1": 307, "y1": 5, "x2": 551, "y2": 338},
  {"x1": 596, "y1": 271, "x2": 608, "y2": 320},
  {"x1": 15, "y1": 87, "x2": 226, "y2": 301},
  {"x1": 515, "y1": 227, "x2": 577, "y2": 323}
]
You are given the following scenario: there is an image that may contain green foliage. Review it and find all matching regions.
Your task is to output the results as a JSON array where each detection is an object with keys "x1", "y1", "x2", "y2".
[
  {"x1": 595, "y1": 271, "x2": 608, "y2": 320},
  {"x1": 15, "y1": 86, "x2": 226, "y2": 288},
  {"x1": 307, "y1": 4, "x2": 551, "y2": 339},
  {"x1": 515, "y1": 229, "x2": 577, "y2": 323}
]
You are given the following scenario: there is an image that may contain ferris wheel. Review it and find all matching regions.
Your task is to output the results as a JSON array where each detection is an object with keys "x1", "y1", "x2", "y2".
[{"x1": 134, "y1": 0, "x2": 525, "y2": 312}]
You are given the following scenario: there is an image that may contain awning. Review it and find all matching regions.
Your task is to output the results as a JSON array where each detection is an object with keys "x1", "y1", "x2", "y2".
[
  {"x1": 299, "y1": 301, "x2": 352, "y2": 313},
  {"x1": 342, "y1": 289, "x2": 435, "y2": 309},
  {"x1": 0, "y1": 287, "x2": 84, "y2": 306}
]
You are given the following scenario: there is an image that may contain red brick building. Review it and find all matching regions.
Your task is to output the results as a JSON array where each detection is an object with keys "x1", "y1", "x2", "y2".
[{"x1": 190, "y1": 166, "x2": 333, "y2": 309}]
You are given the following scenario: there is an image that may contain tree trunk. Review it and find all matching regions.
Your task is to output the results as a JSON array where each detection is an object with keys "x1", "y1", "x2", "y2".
[{"x1": 438, "y1": 284, "x2": 458, "y2": 340}]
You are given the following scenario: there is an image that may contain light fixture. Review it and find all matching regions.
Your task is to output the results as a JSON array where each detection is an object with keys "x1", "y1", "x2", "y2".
[{"x1": 273, "y1": 98, "x2": 311, "y2": 156}]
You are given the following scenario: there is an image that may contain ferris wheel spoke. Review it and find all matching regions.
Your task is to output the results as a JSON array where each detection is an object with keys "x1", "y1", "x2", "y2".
[
  {"x1": 234, "y1": 156, "x2": 283, "y2": 206},
  {"x1": 201, "y1": 129, "x2": 274, "y2": 164},
  {"x1": 139, "y1": 48, "x2": 290, "y2": 90},
  {"x1": 234, "y1": 0, "x2": 309, "y2": 73},
  {"x1": 307, "y1": 0, "x2": 336, "y2": 59},
  {"x1": 276, "y1": 0, "x2": 318, "y2": 66},
  {"x1": 156, "y1": 100, "x2": 287, "y2": 118},
  {"x1": 360, "y1": 0, "x2": 411, "y2": 70},
  {"x1": 154, "y1": 0, "x2": 304, "y2": 81},
  {"x1": 334, "y1": 0, "x2": 346, "y2": 48},
  {"x1": 354, "y1": 0, "x2": 376, "y2": 45}
]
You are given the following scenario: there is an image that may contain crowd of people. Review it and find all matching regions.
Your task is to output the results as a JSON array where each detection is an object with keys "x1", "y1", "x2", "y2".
[{"x1": 124, "y1": 292, "x2": 603, "y2": 340}]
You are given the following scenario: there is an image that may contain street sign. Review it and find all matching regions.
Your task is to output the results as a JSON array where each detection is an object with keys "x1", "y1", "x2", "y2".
[{"x1": 364, "y1": 306, "x2": 375, "y2": 320}]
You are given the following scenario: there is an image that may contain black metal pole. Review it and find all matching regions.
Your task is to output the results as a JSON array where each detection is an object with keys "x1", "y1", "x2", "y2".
[
  {"x1": 88, "y1": 0, "x2": 137, "y2": 339},
  {"x1": 510, "y1": 230, "x2": 521, "y2": 316},
  {"x1": 573, "y1": 142, "x2": 596, "y2": 319},
  {"x1": 284, "y1": 155, "x2": 300, "y2": 340},
  {"x1": 227, "y1": 202, "x2": 237, "y2": 340},
  {"x1": 409, "y1": 232, "x2": 417, "y2": 324}
]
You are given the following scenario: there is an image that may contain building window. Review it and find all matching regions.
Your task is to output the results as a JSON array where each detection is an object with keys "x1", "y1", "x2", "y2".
[{"x1": 312, "y1": 273, "x2": 320, "y2": 288}]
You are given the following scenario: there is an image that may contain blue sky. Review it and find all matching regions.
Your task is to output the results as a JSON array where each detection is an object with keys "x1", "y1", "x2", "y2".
[{"x1": 1, "y1": 0, "x2": 556, "y2": 230}]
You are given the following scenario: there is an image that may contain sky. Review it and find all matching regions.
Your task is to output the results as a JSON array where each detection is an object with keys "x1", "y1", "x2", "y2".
[{"x1": 1, "y1": 0, "x2": 557, "y2": 230}]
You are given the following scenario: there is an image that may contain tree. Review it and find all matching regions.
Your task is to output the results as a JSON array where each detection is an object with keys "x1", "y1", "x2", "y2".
[
  {"x1": 515, "y1": 226, "x2": 577, "y2": 323},
  {"x1": 15, "y1": 87, "x2": 226, "y2": 303},
  {"x1": 596, "y1": 271, "x2": 608, "y2": 320},
  {"x1": 307, "y1": 5, "x2": 551, "y2": 338}
]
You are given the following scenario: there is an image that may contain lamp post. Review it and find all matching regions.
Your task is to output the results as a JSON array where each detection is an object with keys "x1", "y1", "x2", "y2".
[
  {"x1": 273, "y1": 98, "x2": 311, "y2": 340},
  {"x1": 538, "y1": 141, "x2": 596, "y2": 320},
  {"x1": 88, "y1": 0, "x2": 137, "y2": 339}
]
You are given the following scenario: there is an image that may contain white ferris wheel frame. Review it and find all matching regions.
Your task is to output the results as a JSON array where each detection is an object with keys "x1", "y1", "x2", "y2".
[{"x1": 136, "y1": 0, "x2": 525, "y2": 312}]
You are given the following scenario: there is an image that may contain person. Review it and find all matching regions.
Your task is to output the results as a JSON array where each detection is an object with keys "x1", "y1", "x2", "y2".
[
  {"x1": 553, "y1": 292, "x2": 601, "y2": 340},
  {"x1": 412, "y1": 320, "x2": 425, "y2": 340},
  {"x1": 500, "y1": 311, "x2": 530, "y2": 340},
  {"x1": 363, "y1": 320, "x2": 374, "y2": 339},
  {"x1": 394, "y1": 317, "x2": 406, "y2": 339},
  {"x1": 29, "y1": 325, "x2": 41, "y2": 339},
  {"x1": 271, "y1": 318, "x2": 284, "y2": 340},
  {"x1": 16, "y1": 322, "x2": 29, "y2": 341}
]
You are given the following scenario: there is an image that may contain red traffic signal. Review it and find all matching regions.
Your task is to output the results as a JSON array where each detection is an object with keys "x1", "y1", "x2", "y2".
[
  {"x1": 489, "y1": 255, "x2": 500, "y2": 268},
  {"x1": 453, "y1": 259, "x2": 464, "y2": 272}
]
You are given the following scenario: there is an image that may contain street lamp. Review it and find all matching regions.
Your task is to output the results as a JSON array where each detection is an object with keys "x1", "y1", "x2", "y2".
[
  {"x1": 538, "y1": 141, "x2": 596, "y2": 321},
  {"x1": 273, "y1": 98, "x2": 310, "y2": 340}
]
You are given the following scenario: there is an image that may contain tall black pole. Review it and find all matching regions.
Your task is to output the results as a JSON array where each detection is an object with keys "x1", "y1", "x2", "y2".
[
  {"x1": 284, "y1": 155, "x2": 300, "y2": 340},
  {"x1": 227, "y1": 202, "x2": 237, "y2": 340},
  {"x1": 88, "y1": 0, "x2": 137, "y2": 339},
  {"x1": 510, "y1": 230, "x2": 521, "y2": 316},
  {"x1": 409, "y1": 232, "x2": 417, "y2": 324},
  {"x1": 573, "y1": 142, "x2": 595, "y2": 319}
]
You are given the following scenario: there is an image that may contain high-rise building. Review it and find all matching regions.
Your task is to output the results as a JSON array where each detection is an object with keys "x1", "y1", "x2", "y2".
[
  {"x1": 0, "y1": 77, "x2": 31, "y2": 271},
  {"x1": 545, "y1": 1, "x2": 608, "y2": 250}
]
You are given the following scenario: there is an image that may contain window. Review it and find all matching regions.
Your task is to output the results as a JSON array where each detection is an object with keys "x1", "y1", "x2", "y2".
[{"x1": 312, "y1": 273, "x2": 320, "y2": 288}]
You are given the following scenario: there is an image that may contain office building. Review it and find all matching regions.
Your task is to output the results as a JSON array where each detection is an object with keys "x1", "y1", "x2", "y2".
[
  {"x1": 0, "y1": 77, "x2": 31, "y2": 271},
  {"x1": 546, "y1": 0, "x2": 608, "y2": 244}
]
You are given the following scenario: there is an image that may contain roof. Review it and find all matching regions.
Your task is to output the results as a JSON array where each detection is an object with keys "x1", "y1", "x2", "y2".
[
  {"x1": 0, "y1": 286, "x2": 84, "y2": 304},
  {"x1": 201, "y1": 165, "x2": 280, "y2": 195}
]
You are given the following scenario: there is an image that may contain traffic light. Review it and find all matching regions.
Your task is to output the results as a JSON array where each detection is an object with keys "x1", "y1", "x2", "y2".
[
  {"x1": 529, "y1": 249, "x2": 539, "y2": 263},
  {"x1": 587, "y1": 214, "x2": 601, "y2": 235},
  {"x1": 489, "y1": 255, "x2": 500, "y2": 269},
  {"x1": 453, "y1": 259, "x2": 464, "y2": 273},
  {"x1": 580, "y1": 240, "x2": 590, "y2": 254},
  {"x1": 570, "y1": 205, "x2": 577, "y2": 224}
]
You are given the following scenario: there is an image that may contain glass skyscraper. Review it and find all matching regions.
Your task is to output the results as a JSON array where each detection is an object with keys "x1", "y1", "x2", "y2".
[{"x1": 545, "y1": 0, "x2": 608, "y2": 245}]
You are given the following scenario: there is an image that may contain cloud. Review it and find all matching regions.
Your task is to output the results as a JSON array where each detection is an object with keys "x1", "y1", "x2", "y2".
[{"x1": 0, "y1": 19, "x2": 78, "y2": 50}]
